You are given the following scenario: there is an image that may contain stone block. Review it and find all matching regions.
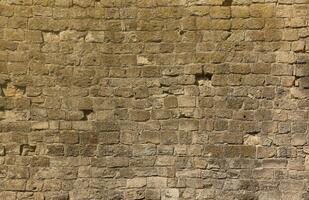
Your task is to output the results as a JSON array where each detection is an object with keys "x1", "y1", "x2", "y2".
[
  {"x1": 129, "y1": 110, "x2": 150, "y2": 122},
  {"x1": 209, "y1": 7, "x2": 231, "y2": 19},
  {"x1": 127, "y1": 178, "x2": 147, "y2": 188},
  {"x1": 161, "y1": 189, "x2": 179, "y2": 200},
  {"x1": 262, "y1": 159, "x2": 287, "y2": 168},
  {"x1": 147, "y1": 177, "x2": 167, "y2": 188},
  {"x1": 164, "y1": 96, "x2": 178, "y2": 108},
  {"x1": 46, "y1": 145, "x2": 64, "y2": 156},
  {"x1": 291, "y1": 134, "x2": 306, "y2": 146},
  {"x1": 178, "y1": 96, "x2": 196, "y2": 107},
  {"x1": 224, "y1": 145, "x2": 256, "y2": 158},
  {"x1": 96, "y1": 121, "x2": 119, "y2": 131},
  {"x1": 55, "y1": 0, "x2": 73, "y2": 7},
  {"x1": 179, "y1": 119, "x2": 199, "y2": 131},
  {"x1": 250, "y1": 4, "x2": 274, "y2": 18}
]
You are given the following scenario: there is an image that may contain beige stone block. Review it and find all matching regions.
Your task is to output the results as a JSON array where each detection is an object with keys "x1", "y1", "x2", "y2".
[
  {"x1": 127, "y1": 178, "x2": 147, "y2": 188},
  {"x1": 178, "y1": 96, "x2": 196, "y2": 107},
  {"x1": 147, "y1": 177, "x2": 167, "y2": 188}
]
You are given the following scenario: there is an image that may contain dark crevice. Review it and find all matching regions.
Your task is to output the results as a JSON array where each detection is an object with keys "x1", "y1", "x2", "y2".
[
  {"x1": 162, "y1": 88, "x2": 172, "y2": 94},
  {"x1": 294, "y1": 76, "x2": 301, "y2": 87},
  {"x1": 295, "y1": 76, "x2": 309, "y2": 89},
  {"x1": 246, "y1": 131, "x2": 260, "y2": 135},
  {"x1": 194, "y1": 70, "x2": 213, "y2": 85},
  {"x1": 81, "y1": 109, "x2": 93, "y2": 121},
  {"x1": 20, "y1": 144, "x2": 36, "y2": 156},
  {"x1": 0, "y1": 82, "x2": 9, "y2": 97},
  {"x1": 0, "y1": 87, "x2": 4, "y2": 97},
  {"x1": 0, "y1": 81, "x2": 26, "y2": 97},
  {"x1": 42, "y1": 30, "x2": 61, "y2": 35},
  {"x1": 178, "y1": 113, "x2": 193, "y2": 119},
  {"x1": 177, "y1": 29, "x2": 185, "y2": 35},
  {"x1": 222, "y1": 0, "x2": 233, "y2": 6},
  {"x1": 15, "y1": 85, "x2": 26, "y2": 94},
  {"x1": 0, "y1": 79, "x2": 11, "y2": 93}
]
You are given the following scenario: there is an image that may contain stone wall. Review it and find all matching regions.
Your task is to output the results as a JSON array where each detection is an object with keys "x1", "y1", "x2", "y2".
[{"x1": 0, "y1": 0, "x2": 308, "y2": 199}]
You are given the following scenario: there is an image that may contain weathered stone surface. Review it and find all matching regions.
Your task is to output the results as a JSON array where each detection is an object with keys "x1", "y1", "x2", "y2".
[
  {"x1": 0, "y1": 1, "x2": 307, "y2": 199},
  {"x1": 147, "y1": 177, "x2": 167, "y2": 188},
  {"x1": 127, "y1": 178, "x2": 147, "y2": 188}
]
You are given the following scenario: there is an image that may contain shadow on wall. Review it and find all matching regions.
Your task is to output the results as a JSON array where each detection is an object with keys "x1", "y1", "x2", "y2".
[
  {"x1": 295, "y1": 66, "x2": 309, "y2": 89},
  {"x1": 291, "y1": 66, "x2": 309, "y2": 99},
  {"x1": 222, "y1": 0, "x2": 233, "y2": 6}
]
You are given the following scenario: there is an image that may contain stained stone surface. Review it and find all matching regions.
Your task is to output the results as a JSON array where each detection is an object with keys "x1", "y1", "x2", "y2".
[{"x1": 0, "y1": 0, "x2": 308, "y2": 199}]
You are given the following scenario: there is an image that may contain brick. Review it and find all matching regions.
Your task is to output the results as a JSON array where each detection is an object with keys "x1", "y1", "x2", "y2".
[
  {"x1": 160, "y1": 132, "x2": 178, "y2": 145},
  {"x1": 73, "y1": 0, "x2": 93, "y2": 7},
  {"x1": 46, "y1": 145, "x2": 64, "y2": 156},
  {"x1": 133, "y1": 144, "x2": 156, "y2": 156},
  {"x1": 231, "y1": 6, "x2": 250, "y2": 18},
  {"x1": 31, "y1": 156, "x2": 50, "y2": 167},
  {"x1": 178, "y1": 96, "x2": 196, "y2": 107},
  {"x1": 4, "y1": 29, "x2": 24, "y2": 41},
  {"x1": 291, "y1": 134, "x2": 306, "y2": 146},
  {"x1": 179, "y1": 119, "x2": 199, "y2": 131},
  {"x1": 55, "y1": 0, "x2": 73, "y2": 7},
  {"x1": 98, "y1": 132, "x2": 120, "y2": 144},
  {"x1": 295, "y1": 66, "x2": 309, "y2": 77},
  {"x1": 259, "y1": 191, "x2": 281, "y2": 200},
  {"x1": 224, "y1": 145, "x2": 256, "y2": 158},
  {"x1": 282, "y1": 29, "x2": 299, "y2": 41},
  {"x1": 250, "y1": 4, "x2": 274, "y2": 18},
  {"x1": 262, "y1": 159, "x2": 287, "y2": 168},
  {"x1": 151, "y1": 109, "x2": 171, "y2": 120},
  {"x1": 3, "y1": 180, "x2": 26, "y2": 191},
  {"x1": 203, "y1": 145, "x2": 224, "y2": 158},
  {"x1": 141, "y1": 66, "x2": 161, "y2": 77},
  {"x1": 59, "y1": 132, "x2": 79, "y2": 144},
  {"x1": 156, "y1": 155, "x2": 175, "y2": 166},
  {"x1": 257, "y1": 146, "x2": 276, "y2": 158},
  {"x1": 129, "y1": 110, "x2": 150, "y2": 122},
  {"x1": 106, "y1": 157, "x2": 129, "y2": 168},
  {"x1": 8, "y1": 166, "x2": 29, "y2": 179},
  {"x1": 164, "y1": 96, "x2": 178, "y2": 108},
  {"x1": 147, "y1": 177, "x2": 167, "y2": 188},
  {"x1": 31, "y1": 122, "x2": 49, "y2": 130},
  {"x1": 161, "y1": 189, "x2": 179, "y2": 200},
  {"x1": 209, "y1": 7, "x2": 231, "y2": 19},
  {"x1": 271, "y1": 64, "x2": 293, "y2": 75},
  {"x1": 127, "y1": 178, "x2": 147, "y2": 188},
  {"x1": 276, "y1": 52, "x2": 296, "y2": 63},
  {"x1": 139, "y1": 131, "x2": 160, "y2": 144},
  {"x1": 85, "y1": 31, "x2": 105, "y2": 43},
  {"x1": 96, "y1": 121, "x2": 119, "y2": 131}
]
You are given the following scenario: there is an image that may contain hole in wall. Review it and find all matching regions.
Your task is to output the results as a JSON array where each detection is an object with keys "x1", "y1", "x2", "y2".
[
  {"x1": 295, "y1": 77, "x2": 309, "y2": 89},
  {"x1": 194, "y1": 70, "x2": 213, "y2": 86},
  {"x1": 0, "y1": 82, "x2": 26, "y2": 97},
  {"x1": 177, "y1": 29, "x2": 185, "y2": 35},
  {"x1": 81, "y1": 109, "x2": 94, "y2": 121},
  {"x1": 20, "y1": 144, "x2": 36, "y2": 156},
  {"x1": 0, "y1": 87, "x2": 4, "y2": 97},
  {"x1": 222, "y1": 0, "x2": 233, "y2": 6},
  {"x1": 246, "y1": 130, "x2": 260, "y2": 135}
]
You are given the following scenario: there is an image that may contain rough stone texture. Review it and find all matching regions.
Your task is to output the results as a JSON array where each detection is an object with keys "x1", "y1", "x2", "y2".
[{"x1": 0, "y1": 0, "x2": 308, "y2": 199}]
